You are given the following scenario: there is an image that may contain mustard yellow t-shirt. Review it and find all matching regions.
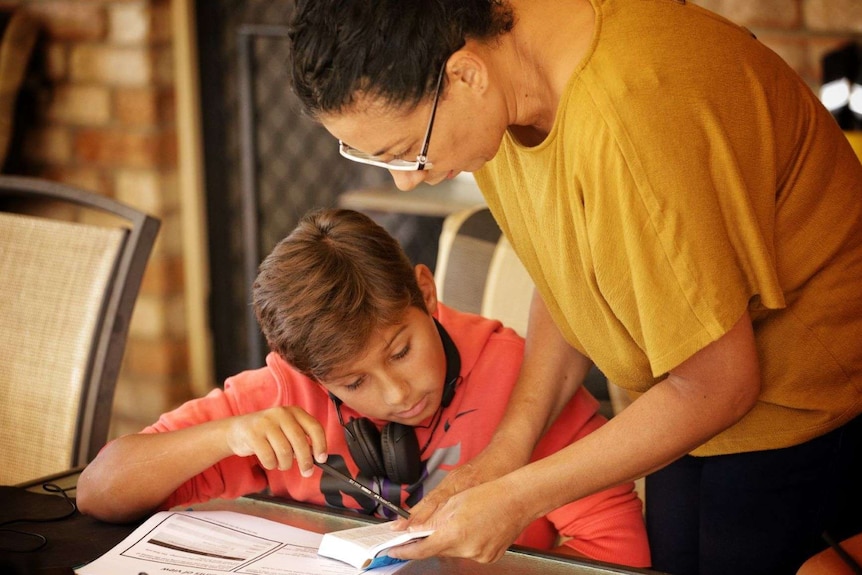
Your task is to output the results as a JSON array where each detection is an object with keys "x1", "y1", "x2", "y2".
[{"x1": 475, "y1": 0, "x2": 862, "y2": 456}]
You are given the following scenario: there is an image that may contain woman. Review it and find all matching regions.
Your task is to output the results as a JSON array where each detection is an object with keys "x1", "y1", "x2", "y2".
[{"x1": 287, "y1": 0, "x2": 862, "y2": 573}]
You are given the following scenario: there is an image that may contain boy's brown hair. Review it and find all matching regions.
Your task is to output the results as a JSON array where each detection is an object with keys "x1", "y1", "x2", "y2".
[{"x1": 253, "y1": 208, "x2": 427, "y2": 381}]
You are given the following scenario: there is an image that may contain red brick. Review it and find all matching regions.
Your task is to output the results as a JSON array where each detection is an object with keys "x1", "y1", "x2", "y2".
[
  {"x1": 21, "y1": 126, "x2": 72, "y2": 164},
  {"x1": 40, "y1": 166, "x2": 113, "y2": 197},
  {"x1": 23, "y1": 1, "x2": 106, "y2": 42},
  {"x1": 46, "y1": 84, "x2": 112, "y2": 126},
  {"x1": 139, "y1": 255, "x2": 186, "y2": 296},
  {"x1": 115, "y1": 87, "x2": 175, "y2": 126},
  {"x1": 43, "y1": 42, "x2": 69, "y2": 82},
  {"x1": 122, "y1": 337, "x2": 189, "y2": 377},
  {"x1": 150, "y1": 0, "x2": 173, "y2": 45},
  {"x1": 804, "y1": 0, "x2": 862, "y2": 33},
  {"x1": 73, "y1": 128, "x2": 176, "y2": 168},
  {"x1": 693, "y1": 0, "x2": 801, "y2": 28},
  {"x1": 111, "y1": 371, "x2": 193, "y2": 435},
  {"x1": 70, "y1": 45, "x2": 153, "y2": 86}
]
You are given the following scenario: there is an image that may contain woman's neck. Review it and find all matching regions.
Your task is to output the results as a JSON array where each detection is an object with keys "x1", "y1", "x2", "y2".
[{"x1": 499, "y1": 0, "x2": 596, "y2": 142}]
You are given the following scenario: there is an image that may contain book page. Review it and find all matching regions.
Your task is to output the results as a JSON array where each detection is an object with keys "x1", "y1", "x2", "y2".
[
  {"x1": 75, "y1": 510, "x2": 406, "y2": 575},
  {"x1": 317, "y1": 521, "x2": 434, "y2": 570},
  {"x1": 328, "y1": 522, "x2": 433, "y2": 553}
]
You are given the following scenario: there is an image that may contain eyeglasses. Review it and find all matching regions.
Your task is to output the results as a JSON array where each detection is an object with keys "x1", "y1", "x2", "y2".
[{"x1": 338, "y1": 64, "x2": 446, "y2": 171}]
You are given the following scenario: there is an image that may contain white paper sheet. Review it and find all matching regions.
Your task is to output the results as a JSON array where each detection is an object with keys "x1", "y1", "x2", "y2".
[{"x1": 75, "y1": 510, "x2": 406, "y2": 575}]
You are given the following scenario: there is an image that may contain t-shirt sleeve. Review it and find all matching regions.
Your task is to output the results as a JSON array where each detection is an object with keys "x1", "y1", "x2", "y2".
[{"x1": 139, "y1": 368, "x2": 286, "y2": 508}]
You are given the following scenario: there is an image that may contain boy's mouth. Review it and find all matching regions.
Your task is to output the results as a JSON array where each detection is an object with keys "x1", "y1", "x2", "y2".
[{"x1": 393, "y1": 395, "x2": 429, "y2": 420}]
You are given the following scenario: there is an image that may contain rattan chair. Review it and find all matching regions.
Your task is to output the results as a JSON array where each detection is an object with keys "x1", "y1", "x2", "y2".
[
  {"x1": 434, "y1": 206, "x2": 502, "y2": 315},
  {"x1": 0, "y1": 176, "x2": 159, "y2": 484}
]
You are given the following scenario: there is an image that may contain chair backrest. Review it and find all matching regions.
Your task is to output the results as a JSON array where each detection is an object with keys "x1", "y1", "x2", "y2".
[
  {"x1": 435, "y1": 206, "x2": 534, "y2": 335},
  {"x1": 434, "y1": 206, "x2": 503, "y2": 315},
  {"x1": 481, "y1": 234, "x2": 535, "y2": 337},
  {"x1": 0, "y1": 176, "x2": 159, "y2": 484}
]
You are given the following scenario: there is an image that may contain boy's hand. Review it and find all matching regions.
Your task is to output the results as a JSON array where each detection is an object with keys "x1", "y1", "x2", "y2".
[{"x1": 225, "y1": 406, "x2": 327, "y2": 476}]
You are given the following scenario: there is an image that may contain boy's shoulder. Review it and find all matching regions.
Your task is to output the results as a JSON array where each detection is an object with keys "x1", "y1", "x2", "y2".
[
  {"x1": 440, "y1": 304, "x2": 524, "y2": 356},
  {"x1": 223, "y1": 356, "x2": 325, "y2": 414}
]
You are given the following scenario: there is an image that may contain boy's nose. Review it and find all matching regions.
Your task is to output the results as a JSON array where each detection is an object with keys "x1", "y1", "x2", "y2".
[{"x1": 380, "y1": 373, "x2": 410, "y2": 406}]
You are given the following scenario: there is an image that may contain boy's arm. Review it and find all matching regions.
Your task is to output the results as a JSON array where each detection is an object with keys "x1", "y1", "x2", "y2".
[
  {"x1": 534, "y1": 394, "x2": 650, "y2": 567},
  {"x1": 76, "y1": 405, "x2": 327, "y2": 523},
  {"x1": 76, "y1": 418, "x2": 238, "y2": 523},
  {"x1": 546, "y1": 481, "x2": 650, "y2": 567}
]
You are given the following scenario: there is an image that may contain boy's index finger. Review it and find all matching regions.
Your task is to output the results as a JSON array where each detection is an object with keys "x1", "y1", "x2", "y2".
[{"x1": 287, "y1": 406, "x2": 328, "y2": 463}]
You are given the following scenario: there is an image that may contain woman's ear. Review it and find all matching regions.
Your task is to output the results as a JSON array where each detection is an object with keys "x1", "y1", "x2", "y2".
[
  {"x1": 447, "y1": 48, "x2": 489, "y2": 94},
  {"x1": 414, "y1": 264, "x2": 438, "y2": 314}
]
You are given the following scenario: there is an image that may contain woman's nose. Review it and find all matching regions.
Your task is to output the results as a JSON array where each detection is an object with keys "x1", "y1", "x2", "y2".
[{"x1": 389, "y1": 169, "x2": 428, "y2": 191}]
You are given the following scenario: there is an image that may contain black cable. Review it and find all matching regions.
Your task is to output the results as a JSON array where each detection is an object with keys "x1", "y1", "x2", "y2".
[{"x1": 0, "y1": 483, "x2": 77, "y2": 553}]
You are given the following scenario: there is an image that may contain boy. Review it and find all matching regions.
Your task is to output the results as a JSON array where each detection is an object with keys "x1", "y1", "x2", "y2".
[{"x1": 77, "y1": 208, "x2": 649, "y2": 567}]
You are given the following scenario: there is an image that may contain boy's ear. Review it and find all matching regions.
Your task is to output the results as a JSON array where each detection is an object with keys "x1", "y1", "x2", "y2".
[{"x1": 414, "y1": 264, "x2": 438, "y2": 314}]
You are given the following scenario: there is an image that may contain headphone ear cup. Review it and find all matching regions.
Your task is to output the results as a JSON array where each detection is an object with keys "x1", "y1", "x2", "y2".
[
  {"x1": 381, "y1": 422, "x2": 422, "y2": 485},
  {"x1": 344, "y1": 418, "x2": 387, "y2": 479}
]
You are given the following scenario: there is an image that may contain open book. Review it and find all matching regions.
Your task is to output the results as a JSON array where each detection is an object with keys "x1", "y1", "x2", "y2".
[{"x1": 318, "y1": 521, "x2": 434, "y2": 570}]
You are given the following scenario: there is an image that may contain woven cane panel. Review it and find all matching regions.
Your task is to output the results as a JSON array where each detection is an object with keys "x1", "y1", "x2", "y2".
[{"x1": 0, "y1": 212, "x2": 123, "y2": 483}]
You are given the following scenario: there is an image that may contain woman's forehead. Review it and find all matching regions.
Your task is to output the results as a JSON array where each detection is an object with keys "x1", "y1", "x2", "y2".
[{"x1": 320, "y1": 97, "x2": 427, "y2": 151}]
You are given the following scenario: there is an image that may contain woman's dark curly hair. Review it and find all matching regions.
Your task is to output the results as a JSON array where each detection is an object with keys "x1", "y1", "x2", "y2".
[{"x1": 288, "y1": 0, "x2": 514, "y2": 117}]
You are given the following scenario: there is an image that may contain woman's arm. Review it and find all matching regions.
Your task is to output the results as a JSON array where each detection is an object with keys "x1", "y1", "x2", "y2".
[
  {"x1": 392, "y1": 310, "x2": 760, "y2": 562},
  {"x1": 403, "y1": 291, "x2": 593, "y2": 524}
]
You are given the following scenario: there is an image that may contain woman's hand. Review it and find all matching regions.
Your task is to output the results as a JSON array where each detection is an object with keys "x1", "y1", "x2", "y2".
[
  {"x1": 225, "y1": 406, "x2": 327, "y2": 476},
  {"x1": 398, "y1": 429, "x2": 526, "y2": 527},
  {"x1": 389, "y1": 475, "x2": 533, "y2": 563}
]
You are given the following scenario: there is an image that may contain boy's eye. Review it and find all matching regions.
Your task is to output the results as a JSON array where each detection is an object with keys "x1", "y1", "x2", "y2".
[
  {"x1": 392, "y1": 344, "x2": 410, "y2": 361},
  {"x1": 345, "y1": 376, "x2": 364, "y2": 391}
]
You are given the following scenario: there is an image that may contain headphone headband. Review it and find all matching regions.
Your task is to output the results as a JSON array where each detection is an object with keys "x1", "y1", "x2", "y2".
[{"x1": 434, "y1": 317, "x2": 461, "y2": 408}]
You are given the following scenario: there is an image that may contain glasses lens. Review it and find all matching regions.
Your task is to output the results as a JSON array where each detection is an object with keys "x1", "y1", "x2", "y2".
[{"x1": 338, "y1": 142, "x2": 423, "y2": 171}]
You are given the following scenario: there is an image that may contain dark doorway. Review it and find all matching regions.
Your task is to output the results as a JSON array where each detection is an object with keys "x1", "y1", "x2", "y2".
[{"x1": 196, "y1": 1, "x2": 393, "y2": 384}]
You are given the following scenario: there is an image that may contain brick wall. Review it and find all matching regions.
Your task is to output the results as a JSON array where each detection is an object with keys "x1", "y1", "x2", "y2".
[
  {"x1": 694, "y1": 0, "x2": 862, "y2": 87},
  {"x1": 5, "y1": 0, "x2": 192, "y2": 437},
  {"x1": 3, "y1": 0, "x2": 862, "y2": 442}
]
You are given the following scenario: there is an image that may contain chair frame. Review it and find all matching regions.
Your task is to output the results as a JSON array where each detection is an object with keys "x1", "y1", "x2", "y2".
[{"x1": 0, "y1": 175, "x2": 160, "y2": 466}]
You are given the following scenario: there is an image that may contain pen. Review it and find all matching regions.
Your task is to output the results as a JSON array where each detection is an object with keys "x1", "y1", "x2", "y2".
[
  {"x1": 822, "y1": 531, "x2": 862, "y2": 575},
  {"x1": 315, "y1": 461, "x2": 411, "y2": 519}
]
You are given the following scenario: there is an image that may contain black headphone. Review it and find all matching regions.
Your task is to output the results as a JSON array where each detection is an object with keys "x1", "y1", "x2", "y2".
[{"x1": 330, "y1": 318, "x2": 461, "y2": 485}]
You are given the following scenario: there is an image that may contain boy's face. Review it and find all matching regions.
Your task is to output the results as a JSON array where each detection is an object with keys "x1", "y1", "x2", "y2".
[{"x1": 320, "y1": 266, "x2": 448, "y2": 426}]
